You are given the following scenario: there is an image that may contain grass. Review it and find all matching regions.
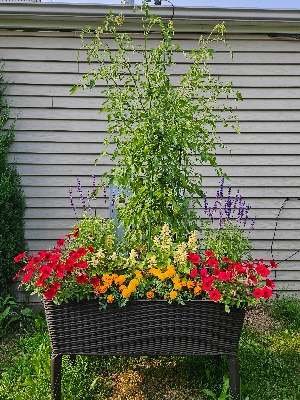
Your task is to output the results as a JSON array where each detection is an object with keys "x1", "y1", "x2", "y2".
[{"x1": 0, "y1": 297, "x2": 300, "y2": 400}]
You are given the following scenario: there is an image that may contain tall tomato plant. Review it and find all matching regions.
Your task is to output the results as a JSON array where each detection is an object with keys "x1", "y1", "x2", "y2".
[{"x1": 72, "y1": 1, "x2": 242, "y2": 247}]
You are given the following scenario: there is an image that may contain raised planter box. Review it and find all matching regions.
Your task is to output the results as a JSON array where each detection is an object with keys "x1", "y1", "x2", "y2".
[{"x1": 44, "y1": 299, "x2": 246, "y2": 400}]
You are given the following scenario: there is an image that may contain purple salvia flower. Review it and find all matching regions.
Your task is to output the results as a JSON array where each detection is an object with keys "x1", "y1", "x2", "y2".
[
  {"x1": 250, "y1": 216, "x2": 256, "y2": 230},
  {"x1": 91, "y1": 173, "x2": 97, "y2": 202},
  {"x1": 225, "y1": 197, "x2": 232, "y2": 221},
  {"x1": 233, "y1": 189, "x2": 240, "y2": 214},
  {"x1": 204, "y1": 192, "x2": 208, "y2": 215},
  {"x1": 219, "y1": 208, "x2": 223, "y2": 230},
  {"x1": 87, "y1": 190, "x2": 91, "y2": 215},
  {"x1": 219, "y1": 176, "x2": 224, "y2": 199},
  {"x1": 76, "y1": 176, "x2": 86, "y2": 211},
  {"x1": 104, "y1": 185, "x2": 107, "y2": 204},
  {"x1": 69, "y1": 186, "x2": 77, "y2": 216},
  {"x1": 111, "y1": 188, "x2": 116, "y2": 213}
]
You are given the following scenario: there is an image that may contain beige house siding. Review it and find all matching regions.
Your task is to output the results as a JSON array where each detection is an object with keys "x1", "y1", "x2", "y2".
[{"x1": 1, "y1": 4, "x2": 300, "y2": 298}]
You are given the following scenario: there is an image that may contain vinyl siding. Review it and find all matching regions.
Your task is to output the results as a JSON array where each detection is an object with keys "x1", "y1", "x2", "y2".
[{"x1": 1, "y1": 13, "x2": 300, "y2": 299}]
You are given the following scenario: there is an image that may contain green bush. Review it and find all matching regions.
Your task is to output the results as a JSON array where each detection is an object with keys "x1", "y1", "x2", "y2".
[{"x1": 0, "y1": 62, "x2": 26, "y2": 294}]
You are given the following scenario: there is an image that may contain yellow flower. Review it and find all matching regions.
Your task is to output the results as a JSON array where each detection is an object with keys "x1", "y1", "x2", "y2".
[
  {"x1": 107, "y1": 295, "x2": 114, "y2": 303},
  {"x1": 187, "y1": 230, "x2": 197, "y2": 252},
  {"x1": 166, "y1": 264, "x2": 176, "y2": 278},
  {"x1": 174, "y1": 243, "x2": 188, "y2": 264},
  {"x1": 105, "y1": 234, "x2": 114, "y2": 247},
  {"x1": 173, "y1": 281, "x2": 182, "y2": 290},
  {"x1": 128, "y1": 279, "x2": 139, "y2": 292},
  {"x1": 157, "y1": 272, "x2": 166, "y2": 281},
  {"x1": 135, "y1": 270, "x2": 143, "y2": 279},
  {"x1": 110, "y1": 252, "x2": 117, "y2": 261},
  {"x1": 172, "y1": 275, "x2": 181, "y2": 284},
  {"x1": 148, "y1": 255, "x2": 157, "y2": 268},
  {"x1": 119, "y1": 285, "x2": 126, "y2": 292},
  {"x1": 169, "y1": 290, "x2": 178, "y2": 300},
  {"x1": 146, "y1": 291, "x2": 155, "y2": 299},
  {"x1": 122, "y1": 288, "x2": 131, "y2": 299}
]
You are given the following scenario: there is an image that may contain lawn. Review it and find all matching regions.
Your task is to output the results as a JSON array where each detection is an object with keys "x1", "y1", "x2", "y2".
[{"x1": 0, "y1": 296, "x2": 299, "y2": 400}]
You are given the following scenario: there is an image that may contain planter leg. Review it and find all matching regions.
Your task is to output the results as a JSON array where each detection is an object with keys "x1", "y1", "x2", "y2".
[
  {"x1": 69, "y1": 354, "x2": 76, "y2": 366},
  {"x1": 228, "y1": 355, "x2": 240, "y2": 400},
  {"x1": 51, "y1": 354, "x2": 62, "y2": 400}
]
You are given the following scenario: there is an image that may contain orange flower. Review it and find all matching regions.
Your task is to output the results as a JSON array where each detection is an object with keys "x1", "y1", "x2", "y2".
[
  {"x1": 115, "y1": 275, "x2": 126, "y2": 285},
  {"x1": 186, "y1": 281, "x2": 195, "y2": 290},
  {"x1": 119, "y1": 285, "x2": 127, "y2": 292},
  {"x1": 122, "y1": 288, "x2": 131, "y2": 299},
  {"x1": 146, "y1": 291, "x2": 155, "y2": 299},
  {"x1": 135, "y1": 270, "x2": 143, "y2": 279},
  {"x1": 94, "y1": 285, "x2": 107, "y2": 294},
  {"x1": 169, "y1": 290, "x2": 178, "y2": 300},
  {"x1": 194, "y1": 286, "x2": 202, "y2": 295},
  {"x1": 102, "y1": 274, "x2": 114, "y2": 287},
  {"x1": 107, "y1": 295, "x2": 114, "y2": 303}
]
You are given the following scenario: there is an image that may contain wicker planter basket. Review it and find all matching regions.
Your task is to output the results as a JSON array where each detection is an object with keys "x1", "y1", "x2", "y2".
[{"x1": 44, "y1": 299, "x2": 246, "y2": 400}]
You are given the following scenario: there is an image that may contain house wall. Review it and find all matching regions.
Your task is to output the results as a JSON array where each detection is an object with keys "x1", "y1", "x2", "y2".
[{"x1": 1, "y1": 4, "x2": 300, "y2": 299}]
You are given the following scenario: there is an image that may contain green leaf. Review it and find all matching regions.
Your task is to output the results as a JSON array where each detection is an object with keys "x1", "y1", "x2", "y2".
[{"x1": 69, "y1": 85, "x2": 78, "y2": 95}]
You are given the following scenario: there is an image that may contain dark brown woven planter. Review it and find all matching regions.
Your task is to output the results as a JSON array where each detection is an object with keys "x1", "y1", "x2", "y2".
[{"x1": 44, "y1": 299, "x2": 245, "y2": 400}]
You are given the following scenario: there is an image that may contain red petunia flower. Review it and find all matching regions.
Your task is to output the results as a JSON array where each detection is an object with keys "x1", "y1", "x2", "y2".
[
  {"x1": 218, "y1": 271, "x2": 231, "y2": 281},
  {"x1": 252, "y1": 288, "x2": 263, "y2": 299},
  {"x1": 90, "y1": 276, "x2": 100, "y2": 286},
  {"x1": 209, "y1": 289, "x2": 221, "y2": 302},
  {"x1": 262, "y1": 286, "x2": 273, "y2": 299},
  {"x1": 44, "y1": 282, "x2": 60, "y2": 300},
  {"x1": 205, "y1": 250, "x2": 215, "y2": 258},
  {"x1": 77, "y1": 248, "x2": 87, "y2": 258},
  {"x1": 187, "y1": 252, "x2": 200, "y2": 266},
  {"x1": 22, "y1": 269, "x2": 35, "y2": 283},
  {"x1": 200, "y1": 268, "x2": 208, "y2": 278},
  {"x1": 202, "y1": 277, "x2": 215, "y2": 291},
  {"x1": 54, "y1": 264, "x2": 65, "y2": 279},
  {"x1": 77, "y1": 260, "x2": 89, "y2": 269},
  {"x1": 255, "y1": 264, "x2": 270, "y2": 278},
  {"x1": 56, "y1": 238, "x2": 65, "y2": 247},
  {"x1": 87, "y1": 246, "x2": 95, "y2": 253},
  {"x1": 222, "y1": 257, "x2": 232, "y2": 263},
  {"x1": 266, "y1": 278, "x2": 275, "y2": 289},
  {"x1": 14, "y1": 251, "x2": 26, "y2": 263},
  {"x1": 205, "y1": 258, "x2": 219, "y2": 267},
  {"x1": 76, "y1": 273, "x2": 89, "y2": 284},
  {"x1": 190, "y1": 268, "x2": 198, "y2": 278},
  {"x1": 270, "y1": 260, "x2": 278, "y2": 269}
]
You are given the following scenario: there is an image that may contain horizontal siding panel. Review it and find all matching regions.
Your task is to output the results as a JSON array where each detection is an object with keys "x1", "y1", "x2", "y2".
[
  {"x1": 8, "y1": 153, "x2": 300, "y2": 167},
  {"x1": 14, "y1": 163, "x2": 300, "y2": 178},
  {"x1": 8, "y1": 96, "x2": 300, "y2": 111},
  {"x1": 18, "y1": 175, "x2": 300, "y2": 189},
  {"x1": 8, "y1": 85, "x2": 300, "y2": 99}
]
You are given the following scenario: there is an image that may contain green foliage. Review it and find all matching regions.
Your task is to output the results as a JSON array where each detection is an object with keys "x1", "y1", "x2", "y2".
[
  {"x1": 73, "y1": 1, "x2": 242, "y2": 247},
  {"x1": 269, "y1": 295, "x2": 300, "y2": 330},
  {"x1": 203, "y1": 221, "x2": 253, "y2": 262},
  {"x1": 0, "y1": 294, "x2": 34, "y2": 340},
  {"x1": 67, "y1": 213, "x2": 119, "y2": 254},
  {"x1": 0, "y1": 62, "x2": 27, "y2": 294}
]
